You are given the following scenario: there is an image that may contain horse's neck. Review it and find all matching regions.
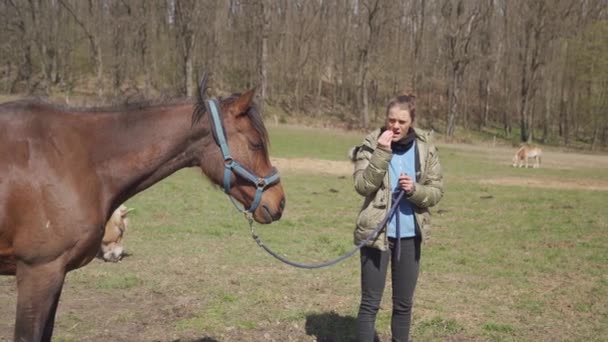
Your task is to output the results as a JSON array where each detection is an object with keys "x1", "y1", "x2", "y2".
[{"x1": 87, "y1": 104, "x2": 206, "y2": 205}]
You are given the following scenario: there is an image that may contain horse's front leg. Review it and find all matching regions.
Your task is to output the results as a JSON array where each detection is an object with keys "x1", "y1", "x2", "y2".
[{"x1": 15, "y1": 258, "x2": 66, "y2": 342}]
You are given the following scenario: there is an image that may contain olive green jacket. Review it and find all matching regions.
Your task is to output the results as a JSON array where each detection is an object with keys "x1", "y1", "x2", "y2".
[{"x1": 352, "y1": 128, "x2": 444, "y2": 251}]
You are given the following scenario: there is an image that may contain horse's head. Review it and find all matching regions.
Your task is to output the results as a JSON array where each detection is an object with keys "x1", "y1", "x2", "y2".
[
  {"x1": 193, "y1": 77, "x2": 285, "y2": 224},
  {"x1": 512, "y1": 153, "x2": 519, "y2": 167}
]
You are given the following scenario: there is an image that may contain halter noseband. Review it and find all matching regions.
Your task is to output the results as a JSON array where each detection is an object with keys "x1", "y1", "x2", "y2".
[{"x1": 206, "y1": 99, "x2": 280, "y2": 214}]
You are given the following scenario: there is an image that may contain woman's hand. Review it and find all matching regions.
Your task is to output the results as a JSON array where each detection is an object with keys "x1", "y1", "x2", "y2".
[
  {"x1": 377, "y1": 130, "x2": 393, "y2": 150},
  {"x1": 398, "y1": 173, "x2": 416, "y2": 194}
]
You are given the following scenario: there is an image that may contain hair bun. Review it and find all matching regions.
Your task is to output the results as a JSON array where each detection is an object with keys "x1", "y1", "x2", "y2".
[{"x1": 397, "y1": 94, "x2": 416, "y2": 102}]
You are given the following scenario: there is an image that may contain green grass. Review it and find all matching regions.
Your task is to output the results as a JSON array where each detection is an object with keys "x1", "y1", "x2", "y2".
[
  {"x1": 267, "y1": 125, "x2": 362, "y2": 160},
  {"x1": 1, "y1": 125, "x2": 607, "y2": 341},
  {"x1": 415, "y1": 316, "x2": 465, "y2": 340}
]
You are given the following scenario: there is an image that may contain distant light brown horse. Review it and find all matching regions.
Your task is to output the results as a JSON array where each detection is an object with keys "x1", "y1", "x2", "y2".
[
  {"x1": 98, "y1": 204, "x2": 133, "y2": 262},
  {"x1": 0, "y1": 76, "x2": 285, "y2": 341},
  {"x1": 512, "y1": 144, "x2": 542, "y2": 168}
]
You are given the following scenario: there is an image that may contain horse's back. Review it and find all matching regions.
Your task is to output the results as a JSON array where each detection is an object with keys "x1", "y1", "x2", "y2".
[
  {"x1": 0, "y1": 101, "x2": 43, "y2": 175},
  {"x1": 525, "y1": 146, "x2": 542, "y2": 158},
  {"x1": 1, "y1": 100, "x2": 90, "y2": 168},
  {"x1": 1, "y1": 100, "x2": 103, "y2": 262},
  {"x1": 517, "y1": 144, "x2": 542, "y2": 157},
  {"x1": 0, "y1": 100, "x2": 66, "y2": 145},
  {"x1": 0, "y1": 99, "x2": 56, "y2": 119}
]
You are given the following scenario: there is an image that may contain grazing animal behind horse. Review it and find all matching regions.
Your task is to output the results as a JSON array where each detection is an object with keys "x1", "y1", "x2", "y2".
[
  {"x1": 512, "y1": 144, "x2": 542, "y2": 168},
  {"x1": 98, "y1": 204, "x2": 133, "y2": 262},
  {"x1": 0, "y1": 76, "x2": 285, "y2": 341}
]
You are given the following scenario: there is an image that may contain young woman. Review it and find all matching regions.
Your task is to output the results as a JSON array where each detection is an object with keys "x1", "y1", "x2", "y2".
[{"x1": 351, "y1": 94, "x2": 444, "y2": 341}]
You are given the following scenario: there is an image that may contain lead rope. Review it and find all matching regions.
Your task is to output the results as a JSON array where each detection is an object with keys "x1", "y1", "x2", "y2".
[{"x1": 247, "y1": 190, "x2": 405, "y2": 269}]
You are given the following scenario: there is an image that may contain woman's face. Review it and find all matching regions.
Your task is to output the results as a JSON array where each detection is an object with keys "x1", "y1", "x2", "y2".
[{"x1": 386, "y1": 106, "x2": 413, "y2": 141}]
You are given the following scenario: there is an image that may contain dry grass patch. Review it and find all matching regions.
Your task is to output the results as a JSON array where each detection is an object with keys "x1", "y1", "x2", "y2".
[
  {"x1": 271, "y1": 157, "x2": 352, "y2": 176},
  {"x1": 479, "y1": 177, "x2": 608, "y2": 191}
]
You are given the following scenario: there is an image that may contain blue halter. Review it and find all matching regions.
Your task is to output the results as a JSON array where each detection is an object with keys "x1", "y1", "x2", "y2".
[{"x1": 206, "y1": 99, "x2": 280, "y2": 214}]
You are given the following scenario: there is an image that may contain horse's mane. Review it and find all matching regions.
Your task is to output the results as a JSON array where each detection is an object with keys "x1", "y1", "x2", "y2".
[
  {"x1": 16, "y1": 97, "x2": 193, "y2": 114},
  {"x1": 102, "y1": 93, "x2": 270, "y2": 153},
  {"x1": 9, "y1": 78, "x2": 269, "y2": 152},
  {"x1": 90, "y1": 98, "x2": 193, "y2": 112}
]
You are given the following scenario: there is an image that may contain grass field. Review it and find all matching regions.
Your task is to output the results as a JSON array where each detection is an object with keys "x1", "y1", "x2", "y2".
[{"x1": 1, "y1": 125, "x2": 607, "y2": 341}]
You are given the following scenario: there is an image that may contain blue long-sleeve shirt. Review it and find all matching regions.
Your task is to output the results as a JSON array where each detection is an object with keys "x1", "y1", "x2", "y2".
[{"x1": 387, "y1": 142, "x2": 417, "y2": 238}]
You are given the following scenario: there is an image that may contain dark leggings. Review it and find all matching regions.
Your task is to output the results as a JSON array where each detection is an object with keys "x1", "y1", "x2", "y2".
[{"x1": 357, "y1": 237, "x2": 421, "y2": 342}]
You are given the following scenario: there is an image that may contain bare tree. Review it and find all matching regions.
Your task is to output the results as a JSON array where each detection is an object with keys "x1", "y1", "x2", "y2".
[
  {"x1": 442, "y1": 0, "x2": 482, "y2": 138},
  {"x1": 4, "y1": 0, "x2": 34, "y2": 93},
  {"x1": 59, "y1": 0, "x2": 104, "y2": 98},
  {"x1": 26, "y1": 0, "x2": 62, "y2": 90},
  {"x1": 476, "y1": 0, "x2": 495, "y2": 129},
  {"x1": 0, "y1": 0, "x2": 605, "y2": 149},
  {"x1": 135, "y1": 0, "x2": 151, "y2": 97},
  {"x1": 411, "y1": 0, "x2": 426, "y2": 93},
  {"x1": 357, "y1": 0, "x2": 383, "y2": 128},
  {"x1": 338, "y1": 0, "x2": 354, "y2": 106},
  {"x1": 514, "y1": 0, "x2": 577, "y2": 142},
  {"x1": 172, "y1": 0, "x2": 200, "y2": 97},
  {"x1": 258, "y1": 0, "x2": 270, "y2": 110}
]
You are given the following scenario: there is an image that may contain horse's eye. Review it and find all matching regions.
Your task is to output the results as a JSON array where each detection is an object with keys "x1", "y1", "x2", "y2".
[{"x1": 248, "y1": 140, "x2": 264, "y2": 151}]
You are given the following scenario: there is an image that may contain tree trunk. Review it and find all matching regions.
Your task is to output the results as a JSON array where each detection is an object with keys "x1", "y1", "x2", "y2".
[
  {"x1": 339, "y1": 0, "x2": 352, "y2": 105},
  {"x1": 591, "y1": 125, "x2": 600, "y2": 151},
  {"x1": 95, "y1": 42, "x2": 103, "y2": 99},
  {"x1": 518, "y1": 21, "x2": 531, "y2": 142},
  {"x1": 59, "y1": 0, "x2": 104, "y2": 98},
  {"x1": 500, "y1": 0, "x2": 511, "y2": 137},
  {"x1": 412, "y1": 0, "x2": 426, "y2": 92},
  {"x1": 174, "y1": 0, "x2": 197, "y2": 97},
  {"x1": 7, "y1": 0, "x2": 33, "y2": 93},
  {"x1": 443, "y1": 0, "x2": 479, "y2": 139},
  {"x1": 11, "y1": 43, "x2": 33, "y2": 93},
  {"x1": 483, "y1": 79, "x2": 490, "y2": 128},
  {"x1": 137, "y1": 2, "x2": 150, "y2": 97},
  {"x1": 358, "y1": 0, "x2": 381, "y2": 129},
  {"x1": 258, "y1": 0, "x2": 270, "y2": 112},
  {"x1": 359, "y1": 48, "x2": 370, "y2": 128},
  {"x1": 541, "y1": 77, "x2": 553, "y2": 143},
  {"x1": 446, "y1": 67, "x2": 460, "y2": 138},
  {"x1": 563, "y1": 98, "x2": 570, "y2": 146}
]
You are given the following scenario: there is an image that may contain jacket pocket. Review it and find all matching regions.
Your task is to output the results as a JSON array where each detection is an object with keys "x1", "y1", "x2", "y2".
[{"x1": 355, "y1": 207, "x2": 386, "y2": 248}]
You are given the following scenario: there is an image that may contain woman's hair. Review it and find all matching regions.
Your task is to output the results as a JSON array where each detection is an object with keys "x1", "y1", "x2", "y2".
[{"x1": 386, "y1": 94, "x2": 416, "y2": 122}]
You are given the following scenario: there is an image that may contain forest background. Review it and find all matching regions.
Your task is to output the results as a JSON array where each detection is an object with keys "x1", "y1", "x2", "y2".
[{"x1": 1, "y1": 0, "x2": 607, "y2": 150}]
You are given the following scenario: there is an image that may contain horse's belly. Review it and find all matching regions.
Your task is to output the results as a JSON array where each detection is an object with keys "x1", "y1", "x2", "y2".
[
  {"x1": 0, "y1": 239, "x2": 16, "y2": 274},
  {"x1": 65, "y1": 223, "x2": 106, "y2": 272},
  {"x1": 0, "y1": 255, "x2": 17, "y2": 275}
]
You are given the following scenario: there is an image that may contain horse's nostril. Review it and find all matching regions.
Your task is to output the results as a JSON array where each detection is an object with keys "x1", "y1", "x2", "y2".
[{"x1": 280, "y1": 198, "x2": 286, "y2": 211}]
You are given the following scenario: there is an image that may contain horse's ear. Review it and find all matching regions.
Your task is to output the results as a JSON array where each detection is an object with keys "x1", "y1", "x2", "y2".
[
  {"x1": 197, "y1": 73, "x2": 210, "y2": 104},
  {"x1": 122, "y1": 208, "x2": 135, "y2": 217},
  {"x1": 231, "y1": 88, "x2": 256, "y2": 117}
]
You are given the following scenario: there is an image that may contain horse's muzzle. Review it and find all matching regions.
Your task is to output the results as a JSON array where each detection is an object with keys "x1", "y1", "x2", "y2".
[{"x1": 258, "y1": 196, "x2": 285, "y2": 223}]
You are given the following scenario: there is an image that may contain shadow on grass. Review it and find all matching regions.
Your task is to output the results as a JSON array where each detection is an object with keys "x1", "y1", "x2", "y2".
[
  {"x1": 306, "y1": 311, "x2": 378, "y2": 342},
  {"x1": 180, "y1": 337, "x2": 218, "y2": 342}
]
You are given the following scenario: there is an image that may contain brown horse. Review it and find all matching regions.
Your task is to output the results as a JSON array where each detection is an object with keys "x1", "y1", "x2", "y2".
[{"x1": 0, "y1": 77, "x2": 285, "y2": 341}]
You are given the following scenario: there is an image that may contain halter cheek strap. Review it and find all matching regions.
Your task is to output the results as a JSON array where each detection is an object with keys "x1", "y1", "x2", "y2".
[{"x1": 206, "y1": 99, "x2": 280, "y2": 214}]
